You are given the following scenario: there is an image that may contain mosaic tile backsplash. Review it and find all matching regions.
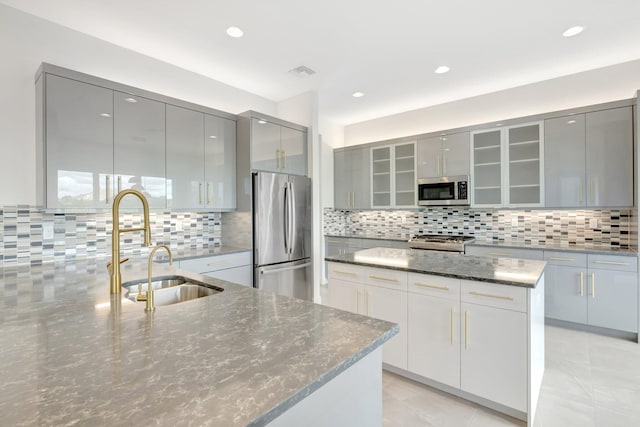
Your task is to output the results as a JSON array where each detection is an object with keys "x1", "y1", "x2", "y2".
[
  {"x1": 324, "y1": 208, "x2": 637, "y2": 249},
  {"x1": 0, "y1": 206, "x2": 223, "y2": 267}
]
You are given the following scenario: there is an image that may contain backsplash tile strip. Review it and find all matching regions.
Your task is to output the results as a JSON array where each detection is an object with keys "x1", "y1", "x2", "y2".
[
  {"x1": 324, "y1": 208, "x2": 638, "y2": 250},
  {"x1": 0, "y1": 207, "x2": 223, "y2": 267}
]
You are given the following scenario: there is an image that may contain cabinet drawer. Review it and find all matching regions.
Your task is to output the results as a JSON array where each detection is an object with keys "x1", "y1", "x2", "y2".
[
  {"x1": 179, "y1": 251, "x2": 251, "y2": 274},
  {"x1": 544, "y1": 251, "x2": 587, "y2": 267},
  {"x1": 365, "y1": 267, "x2": 408, "y2": 291},
  {"x1": 408, "y1": 273, "x2": 460, "y2": 301},
  {"x1": 461, "y1": 280, "x2": 527, "y2": 312},
  {"x1": 326, "y1": 237, "x2": 361, "y2": 247},
  {"x1": 328, "y1": 262, "x2": 365, "y2": 283},
  {"x1": 465, "y1": 245, "x2": 543, "y2": 260},
  {"x1": 587, "y1": 254, "x2": 638, "y2": 272}
]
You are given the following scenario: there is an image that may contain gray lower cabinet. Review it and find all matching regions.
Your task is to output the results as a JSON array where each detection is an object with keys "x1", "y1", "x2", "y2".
[
  {"x1": 544, "y1": 251, "x2": 638, "y2": 333},
  {"x1": 545, "y1": 106, "x2": 633, "y2": 208},
  {"x1": 334, "y1": 147, "x2": 370, "y2": 209}
]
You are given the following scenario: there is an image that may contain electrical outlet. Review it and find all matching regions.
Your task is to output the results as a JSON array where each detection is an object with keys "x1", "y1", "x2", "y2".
[
  {"x1": 589, "y1": 218, "x2": 599, "y2": 229},
  {"x1": 511, "y1": 217, "x2": 518, "y2": 227},
  {"x1": 43, "y1": 223, "x2": 54, "y2": 239},
  {"x1": 175, "y1": 221, "x2": 183, "y2": 232}
]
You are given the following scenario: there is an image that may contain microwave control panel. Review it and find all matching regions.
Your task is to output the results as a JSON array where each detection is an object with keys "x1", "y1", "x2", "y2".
[{"x1": 457, "y1": 181, "x2": 468, "y2": 200}]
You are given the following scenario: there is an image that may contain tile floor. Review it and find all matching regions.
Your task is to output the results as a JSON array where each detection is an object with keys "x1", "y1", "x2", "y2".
[{"x1": 382, "y1": 325, "x2": 640, "y2": 427}]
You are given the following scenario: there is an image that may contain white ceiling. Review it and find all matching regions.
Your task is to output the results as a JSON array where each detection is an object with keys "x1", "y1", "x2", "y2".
[{"x1": 3, "y1": 0, "x2": 640, "y2": 125}]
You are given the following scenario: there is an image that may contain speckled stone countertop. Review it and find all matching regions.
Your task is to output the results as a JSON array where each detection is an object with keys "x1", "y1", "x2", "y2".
[
  {"x1": 324, "y1": 233, "x2": 408, "y2": 242},
  {"x1": 0, "y1": 258, "x2": 397, "y2": 426},
  {"x1": 153, "y1": 244, "x2": 251, "y2": 262},
  {"x1": 467, "y1": 240, "x2": 638, "y2": 256},
  {"x1": 326, "y1": 247, "x2": 546, "y2": 288}
]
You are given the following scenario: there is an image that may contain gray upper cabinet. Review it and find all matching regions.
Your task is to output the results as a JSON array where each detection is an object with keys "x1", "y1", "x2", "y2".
[
  {"x1": 545, "y1": 106, "x2": 633, "y2": 208},
  {"x1": 334, "y1": 147, "x2": 371, "y2": 209},
  {"x1": 251, "y1": 117, "x2": 307, "y2": 176},
  {"x1": 544, "y1": 115, "x2": 586, "y2": 207},
  {"x1": 417, "y1": 132, "x2": 469, "y2": 178},
  {"x1": 166, "y1": 105, "x2": 205, "y2": 209},
  {"x1": 205, "y1": 114, "x2": 236, "y2": 210},
  {"x1": 43, "y1": 74, "x2": 114, "y2": 209},
  {"x1": 114, "y1": 92, "x2": 167, "y2": 209},
  {"x1": 585, "y1": 107, "x2": 633, "y2": 207},
  {"x1": 371, "y1": 142, "x2": 416, "y2": 208}
]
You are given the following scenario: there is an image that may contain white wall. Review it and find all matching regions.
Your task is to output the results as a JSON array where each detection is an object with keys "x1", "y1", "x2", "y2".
[
  {"x1": 0, "y1": 4, "x2": 276, "y2": 205},
  {"x1": 345, "y1": 59, "x2": 640, "y2": 146}
]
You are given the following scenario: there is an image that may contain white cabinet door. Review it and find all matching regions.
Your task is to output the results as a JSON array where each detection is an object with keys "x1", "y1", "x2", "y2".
[
  {"x1": 408, "y1": 293, "x2": 460, "y2": 388},
  {"x1": 366, "y1": 284, "x2": 408, "y2": 369},
  {"x1": 166, "y1": 105, "x2": 205, "y2": 209},
  {"x1": 417, "y1": 136, "x2": 441, "y2": 178},
  {"x1": 205, "y1": 265, "x2": 252, "y2": 287},
  {"x1": 461, "y1": 302, "x2": 527, "y2": 412},
  {"x1": 442, "y1": 132, "x2": 470, "y2": 177},
  {"x1": 45, "y1": 74, "x2": 114, "y2": 208},
  {"x1": 587, "y1": 269, "x2": 638, "y2": 333},
  {"x1": 544, "y1": 265, "x2": 587, "y2": 324},
  {"x1": 205, "y1": 114, "x2": 236, "y2": 209},
  {"x1": 585, "y1": 106, "x2": 633, "y2": 207},
  {"x1": 114, "y1": 91, "x2": 167, "y2": 209},
  {"x1": 327, "y1": 279, "x2": 363, "y2": 314}
]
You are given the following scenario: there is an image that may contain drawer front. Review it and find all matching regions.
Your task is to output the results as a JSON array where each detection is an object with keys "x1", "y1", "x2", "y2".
[
  {"x1": 587, "y1": 254, "x2": 638, "y2": 272},
  {"x1": 461, "y1": 280, "x2": 527, "y2": 312},
  {"x1": 360, "y1": 239, "x2": 408, "y2": 250},
  {"x1": 465, "y1": 245, "x2": 543, "y2": 260},
  {"x1": 365, "y1": 267, "x2": 408, "y2": 291},
  {"x1": 408, "y1": 273, "x2": 460, "y2": 301},
  {"x1": 325, "y1": 237, "x2": 361, "y2": 248},
  {"x1": 544, "y1": 251, "x2": 587, "y2": 267},
  {"x1": 328, "y1": 262, "x2": 365, "y2": 283},
  {"x1": 179, "y1": 251, "x2": 251, "y2": 273}
]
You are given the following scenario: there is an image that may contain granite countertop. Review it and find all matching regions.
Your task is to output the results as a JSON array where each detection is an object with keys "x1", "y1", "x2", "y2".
[
  {"x1": 326, "y1": 247, "x2": 546, "y2": 288},
  {"x1": 0, "y1": 258, "x2": 397, "y2": 426},
  {"x1": 325, "y1": 233, "x2": 408, "y2": 242},
  {"x1": 153, "y1": 245, "x2": 251, "y2": 262},
  {"x1": 467, "y1": 240, "x2": 638, "y2": 256}
]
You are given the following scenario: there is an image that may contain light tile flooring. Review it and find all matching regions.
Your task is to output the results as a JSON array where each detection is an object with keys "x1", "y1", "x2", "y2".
[{"x1": 382, "y1": 325, "x2": 640, "y2": 427}]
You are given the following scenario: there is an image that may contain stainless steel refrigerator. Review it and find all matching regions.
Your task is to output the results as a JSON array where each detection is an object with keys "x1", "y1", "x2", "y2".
[{"x1": 253, "y1": 172, "x2": 313, "y2": 300}]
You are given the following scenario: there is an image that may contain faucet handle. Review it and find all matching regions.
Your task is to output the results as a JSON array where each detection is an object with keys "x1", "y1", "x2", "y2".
[{"x1": 106, "y1": 257, "x2": 130, "y2": 274}]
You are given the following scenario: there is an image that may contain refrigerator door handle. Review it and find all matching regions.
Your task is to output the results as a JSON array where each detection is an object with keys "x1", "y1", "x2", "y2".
[
  {"x1": 260, "y1": 262, "x2": 312, "y2": 275},
  {"x1": 283, "y1": 183, "x2": 289, "y2": 254},
  {"x1": 288, "y1": 181, "x2": 295, "y2": 255}
]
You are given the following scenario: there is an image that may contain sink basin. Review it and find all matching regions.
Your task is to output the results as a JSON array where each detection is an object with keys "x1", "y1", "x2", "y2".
[{"x1": 122, "y1": 275, "x2": 223, "y2": 306}]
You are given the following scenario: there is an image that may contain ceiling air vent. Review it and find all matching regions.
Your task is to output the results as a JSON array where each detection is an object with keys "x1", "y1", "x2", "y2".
[{"x1": 288, "y1": 65, "x2": 316, "y2": 77}]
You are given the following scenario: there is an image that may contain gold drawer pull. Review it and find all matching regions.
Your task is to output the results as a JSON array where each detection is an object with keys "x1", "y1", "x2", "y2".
[
  {"x1": 207, "y1": 260, "x2": 230, "y2": 267},
  {"x1": 369, "y1": 275, "x2": 399, "y2": 282},
  {"x1": 334, "y1": 269, "x2": 356, "y2": 276},
  {"x1": 548, "y1": 257, "x2": 574, "y2": 262},
  {"x1": 593, "y1": 260, "x2": 628, "y2": 266},
  {"x1": 488, "y1": 252, "x2": 512, "y2": 256},
  {"x1": 414, "y1": 282, "x2": 449, "y2": 291},
  {"x1": 468, "y1": 291, "x2": 513, "y2": 301},
  {"x1": 579, "y1": 272, "x2": 584, "y2": 297}
]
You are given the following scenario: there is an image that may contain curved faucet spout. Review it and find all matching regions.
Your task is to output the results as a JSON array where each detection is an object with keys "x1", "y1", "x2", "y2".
[
  {"x1": 145, "y1": 245, "x2": 173, "y2": 312},
  {"x1": 109, "y1": 189, "x2": 152, "y2": 294}
]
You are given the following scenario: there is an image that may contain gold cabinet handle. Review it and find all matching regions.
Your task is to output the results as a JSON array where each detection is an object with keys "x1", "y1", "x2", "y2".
[
  {"x1": 468, "y1": 291, "x2": 514, "y2": 301},
  {"x1": 199, "y1": 182, "x2": 203, "y2": 205},
  {"x1": 352, "y1": 192, "x2": 355, "y2": 207},
  {"x1": 450, "y1": 307, "x2": 454, "y2": 345},
  {"x1": 356, "y1": 289, "x2": 361, "y2": 314},
  {"x1": 443, "y1": 155, "x2": 447, "y2": 174},
  {"x1": 414, "y1": 282, "x2": 449, "y2": 291},
  {"x1": 548, "y1": 257, "x2": 574, "y2": 262},
  {"x1": 464, "y1": 311, "x2": 469, "y2": 349},
  {"x1": 593, "y1": 260, "x2": 628, "y2": 266},
  {"x1": 206, "y1": 182, "x2": 211, "y2": 205},
  {"x1": 488, "y1": 252, "x2": 512, "y2": 257},
  {"x1": 591, "y1": 273, "x2": 595, "y2": 299},
  {"x1": 437, "y1": 155, "x2": 441, "y2": 175},
  {"x1": 117, "y1": 175, "x2": 122, "y2": 193},
  {"x1": 282, "y1": 150, "x2": 286, "y2": 169},
  {"x1": 334, "y1": 269, "x2": 356, "y2": 276},
  {"x1": 369, "y1": 275, "x2": 399, "y2": 282},
  {"x1": 206, "y1": 260, "x2": 230, "y2": 267},
  {"x1": 590, "y1": 180, "x2": 594, "y2": 202},
  {"x1": 365, "y1": 291, "x2": 370, "y2": 315},
  {"x1": 276, "y1": 149, "x2": 281, "y2": 169},
  {"x1": 106, "y1": 175, "x2": 111, "y2": 203},
  {"x1": 579, "y1": 272, "x2": 584, "y2": 297},
  {"x1": 579, "y1": 181, "x2": 584, "y2": 202}
]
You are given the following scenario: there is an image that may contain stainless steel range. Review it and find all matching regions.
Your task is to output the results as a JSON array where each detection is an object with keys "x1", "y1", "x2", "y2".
[{"x1": 408, "y1": 234, "x2": 475, "y2": 253}]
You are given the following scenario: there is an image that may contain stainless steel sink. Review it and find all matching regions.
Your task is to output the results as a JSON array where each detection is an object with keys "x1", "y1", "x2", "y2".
[{"x1": 122, "y1": 275, "x2": 223, "y2": 306}]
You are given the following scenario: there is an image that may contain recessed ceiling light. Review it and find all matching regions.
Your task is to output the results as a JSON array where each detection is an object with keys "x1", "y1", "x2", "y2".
[
  {"x1": 100, "y1": 113, "x2": 112, "y2": 118},
  {"x1": 226, "y1": 26, "x2": 244, "y2": 38},
  {"x1": 258, "y1": 120, "x2": 267, "y2": 124},
  {"x1": 209, "y1": 135, "x2": 217, "y2": 139},
  {"x1": 352, "y1": 92, "x2": 365, "y2": 98},
  {"x1": 124, "y1": 97, "x2": 137, "y2": 103},
  {"x1": 434, "y1": 66, "x2": 450, "y2": 74},
  {"x1": 562, "y1": 26, "x2": 584, "y2": 37}
]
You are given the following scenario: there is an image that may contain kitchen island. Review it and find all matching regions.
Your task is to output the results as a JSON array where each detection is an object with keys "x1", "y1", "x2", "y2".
[
  {"x1": 0, "y1": 258, "x2": 397, "y2": 426},
  {"x1": 325, "y1": 247, "x2": 546, "y2": 426}
]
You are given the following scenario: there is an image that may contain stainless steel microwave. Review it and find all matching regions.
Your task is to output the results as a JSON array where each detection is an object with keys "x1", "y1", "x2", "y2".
[{"x1": 417, "y1": 175, "x2": 470, "y2": 206}]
